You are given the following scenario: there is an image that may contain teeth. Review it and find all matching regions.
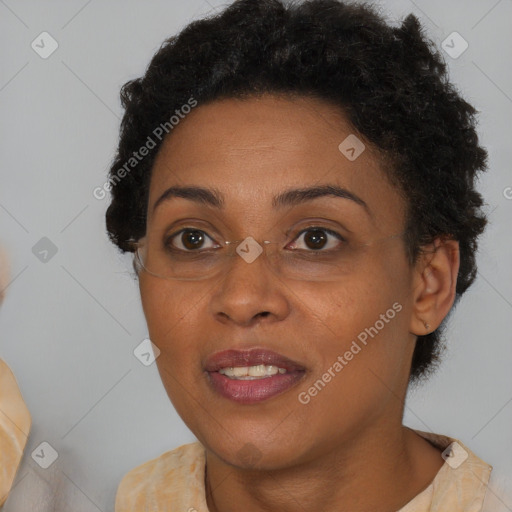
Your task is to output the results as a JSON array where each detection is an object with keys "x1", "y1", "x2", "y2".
[{"x1": 219, "y1": 365, "x2": 287, "y2": 379}]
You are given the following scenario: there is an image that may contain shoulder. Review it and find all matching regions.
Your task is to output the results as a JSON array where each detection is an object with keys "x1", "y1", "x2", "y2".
[
  {"x1": 482, "y1": 471, "x2": 512, "y2": 512},
  {"x1": 411, "y1": 430, "x2": 511, "y2": 511},
  {"x1": 115, "y1": 442, "x2": 206, "y2": 511},
  {"x1": 0, "y1": 358, "x2": 31, "y2": 508},
  {"x1": 413, "y1": 428, "x2": 492, "y2": 477},
  {"x1": 405, "y1": 429, "x2": 494, "y2": 511}
]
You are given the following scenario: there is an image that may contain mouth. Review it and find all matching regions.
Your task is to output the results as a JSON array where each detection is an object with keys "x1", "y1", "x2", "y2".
[{"x1": 204, "y1": 348, "x2": 306, "y2": 404}]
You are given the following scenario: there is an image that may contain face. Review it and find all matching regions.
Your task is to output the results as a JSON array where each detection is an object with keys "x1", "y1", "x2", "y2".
[{"x1": 139, "y1": 94, "x2": 419, "y2": 470}]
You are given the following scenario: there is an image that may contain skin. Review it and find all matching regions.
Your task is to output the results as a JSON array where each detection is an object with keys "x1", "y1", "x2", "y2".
[{"x1": 138, "y1": 94, "x2": 460, "y2": 512}]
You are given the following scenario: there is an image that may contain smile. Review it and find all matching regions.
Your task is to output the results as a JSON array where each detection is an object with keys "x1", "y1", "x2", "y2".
[{"x1": 205, "y1": 349, "x2": 306, "y2": 404}]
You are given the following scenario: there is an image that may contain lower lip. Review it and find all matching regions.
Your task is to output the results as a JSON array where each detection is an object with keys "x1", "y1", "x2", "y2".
[{"x1": 207, "y1": 371, "x2": 305, "y2": 404}]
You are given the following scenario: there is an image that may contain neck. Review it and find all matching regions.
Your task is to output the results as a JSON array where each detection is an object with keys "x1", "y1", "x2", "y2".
[{"x1": 205, "y1": 423, "x2": 443, "y2": 512}]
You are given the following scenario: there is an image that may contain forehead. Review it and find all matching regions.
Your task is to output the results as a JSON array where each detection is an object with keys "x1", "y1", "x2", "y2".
[
  {"x1": 148, "y1": 94, "x2": 406, "y2": 232},
  {"x1": 152, "y1": 94, "x2": 358, "y2": 175}
]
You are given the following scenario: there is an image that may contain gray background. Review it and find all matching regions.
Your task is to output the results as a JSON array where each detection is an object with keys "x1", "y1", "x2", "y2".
[{"x1": 0, "y1": 0, "x2": 511, "y2": 510}]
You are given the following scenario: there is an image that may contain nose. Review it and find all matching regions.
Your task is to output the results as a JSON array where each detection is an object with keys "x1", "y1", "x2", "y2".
[{"x1": 208, "y1": 246, "x2": 291, "y2": 327}]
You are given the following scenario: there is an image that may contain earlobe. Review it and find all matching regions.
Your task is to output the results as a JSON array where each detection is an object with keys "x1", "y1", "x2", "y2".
[{"x1": 409, "y1": 237, "x2": 460, "y2": 336}]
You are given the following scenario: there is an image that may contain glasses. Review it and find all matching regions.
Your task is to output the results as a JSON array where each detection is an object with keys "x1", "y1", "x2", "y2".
[{"x1": 130, "y1": 225, "x2": 405, "y2": 282}]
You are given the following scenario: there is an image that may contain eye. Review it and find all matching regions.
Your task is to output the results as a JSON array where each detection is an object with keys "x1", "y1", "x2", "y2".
[
  {"x1": 165, "y1": 229, "x2": 219, "y2": 251},
  {"x1": 288, "y1": 227, "x2": 345, "y2": 251}
]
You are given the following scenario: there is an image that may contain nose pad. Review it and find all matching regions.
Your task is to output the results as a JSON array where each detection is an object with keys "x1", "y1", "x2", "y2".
[
  {"x1": 231, "y1": 237, "x2": 266, "y2": 265},
  {"x1": 223, "y1": 239, "x2": 266, "y2": 278},
  {"x1": 227, "y1": 237, "x2": 284, "y2": 281}
]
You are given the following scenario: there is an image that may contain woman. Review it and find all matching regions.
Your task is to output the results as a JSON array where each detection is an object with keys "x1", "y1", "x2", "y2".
[{"x1": 106, "y1": 0, "x2": 505, "y2": 510}]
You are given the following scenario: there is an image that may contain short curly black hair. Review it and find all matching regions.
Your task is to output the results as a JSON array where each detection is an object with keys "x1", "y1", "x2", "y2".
[{"x1": 105, "y1": 0, "x2": 488, "y2": 383}]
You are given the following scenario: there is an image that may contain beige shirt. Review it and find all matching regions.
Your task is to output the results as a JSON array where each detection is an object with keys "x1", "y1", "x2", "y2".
[
  {"x1": 0, "y1": 359, "x2": 31, "y2": 507},
  {"x1": 115, "y1": 429, "x2": 494, "y2": 511}
]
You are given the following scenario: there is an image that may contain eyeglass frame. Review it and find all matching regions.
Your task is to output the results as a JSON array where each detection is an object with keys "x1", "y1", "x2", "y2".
[{"x1": 127, "y1": 229, "x2": 407, "y2": 282}]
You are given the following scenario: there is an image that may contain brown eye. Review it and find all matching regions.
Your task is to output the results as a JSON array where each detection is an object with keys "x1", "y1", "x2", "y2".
[
  {"x1": 303, "y1": 229, "x2": 328, "y2": 250},
  {"x1": 181, "y1": 230, "x2": 205, "y2": 250},
  {"x1": 289, "y1": 227, "x2": 344, "y2": 252},
  {"x1": 166, "y1": 229, "x2": 217, "y2": 252}
]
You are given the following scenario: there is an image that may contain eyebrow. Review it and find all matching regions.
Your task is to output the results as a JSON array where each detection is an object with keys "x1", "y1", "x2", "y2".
[{"x1": 152, "y1": 184, "x2": 369, "y2": 214}]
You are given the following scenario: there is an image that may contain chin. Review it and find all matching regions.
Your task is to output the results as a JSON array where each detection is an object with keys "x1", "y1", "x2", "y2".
[{"x1": 209, "y1": 437, "x2": 305, "y2": 472}]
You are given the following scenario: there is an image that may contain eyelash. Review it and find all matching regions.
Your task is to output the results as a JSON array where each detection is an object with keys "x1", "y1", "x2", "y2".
[{"x1": 164, "y1": 226, "x2": 346, "y2": 253}]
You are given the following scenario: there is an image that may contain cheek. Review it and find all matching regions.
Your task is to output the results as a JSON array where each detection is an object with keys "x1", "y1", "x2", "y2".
[
  {"x1": 139, "y1": 277, "x2": 206, "y2": 359},
  {"x1": 297, "y1": 252, "x2": 412, "y2": 388},
  {"x1": 302, "y1": 286, "x2": 408, "y2": 381},
  {"x1": 292, "y1": 287, "x2": 410, "y2": 444},
  {"x1": 139, "y1": 277, "x2": 208, "y2": 415},
  {"x1": 311, "y1": 253, "x2": 409, "y2": 339}
]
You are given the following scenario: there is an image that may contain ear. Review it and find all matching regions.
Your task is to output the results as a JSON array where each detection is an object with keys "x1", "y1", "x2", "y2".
[{"x1": 409, "y1": 237, "x2": 460, "y2": 336}]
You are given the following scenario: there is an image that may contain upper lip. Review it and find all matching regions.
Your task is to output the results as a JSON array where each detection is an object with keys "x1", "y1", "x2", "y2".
[{"x1": 204, "y1": 348, "x2": 306, "y2": 373}]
